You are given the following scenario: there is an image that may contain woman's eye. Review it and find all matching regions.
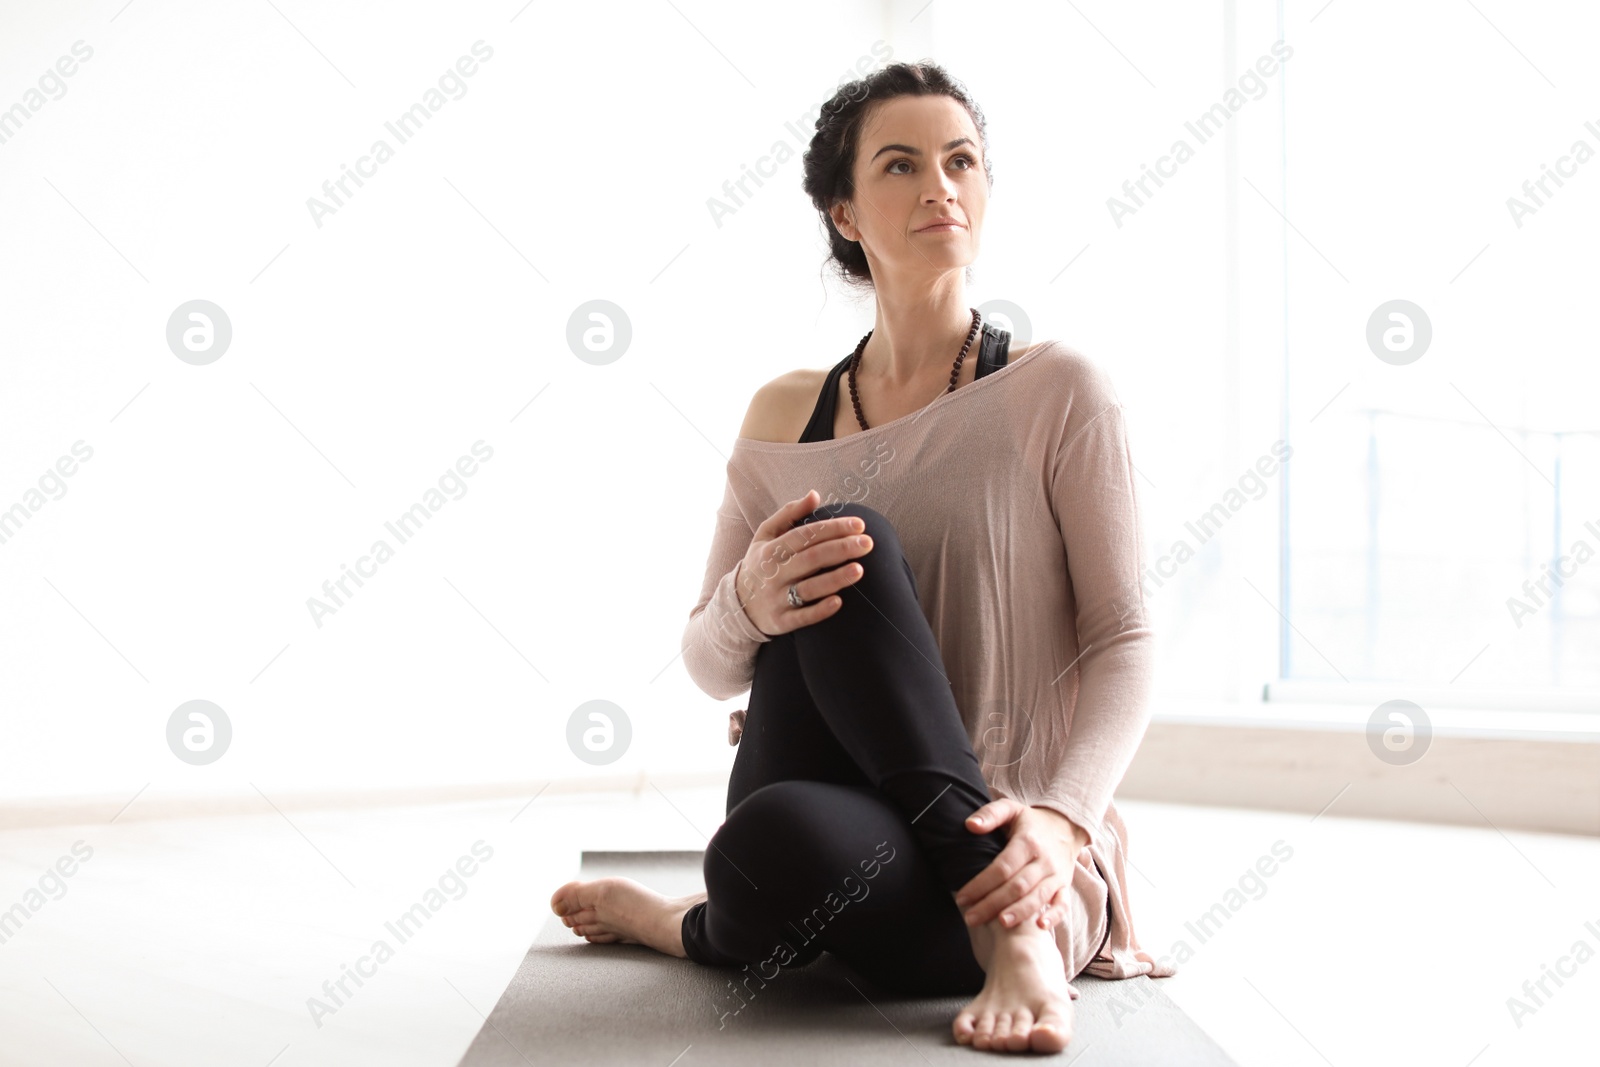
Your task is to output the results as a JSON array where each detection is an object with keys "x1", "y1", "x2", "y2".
[{"x1": 888, "y1": 153, "x2": 978, "y2": 174}]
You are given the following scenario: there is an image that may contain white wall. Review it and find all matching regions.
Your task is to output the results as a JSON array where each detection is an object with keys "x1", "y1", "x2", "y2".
[{"x1": 2, "y1": 0, "x2": 1595, "y2": 805}]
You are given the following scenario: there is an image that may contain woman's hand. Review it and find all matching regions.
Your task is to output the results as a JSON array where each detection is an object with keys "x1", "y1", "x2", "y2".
[
  {"x1": 952, "y1": 798, "x2": 1091, "y2": 932},
  {"x1": 735, "y1": 490, "x2": 876, "y2": 637}
]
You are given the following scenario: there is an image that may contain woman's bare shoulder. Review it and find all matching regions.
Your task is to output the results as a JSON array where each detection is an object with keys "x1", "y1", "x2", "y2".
[{"x1": 738, "y1": 367, "x2": 831, "y2": 444}]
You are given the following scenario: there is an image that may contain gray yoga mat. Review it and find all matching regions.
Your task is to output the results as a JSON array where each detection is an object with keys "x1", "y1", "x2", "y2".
[{"x1": 456, "y1": 850, "x2": 1237, "y2": 1066}]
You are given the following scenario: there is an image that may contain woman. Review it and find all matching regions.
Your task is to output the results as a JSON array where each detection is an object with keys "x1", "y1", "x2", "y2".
[{"x1": 550, "y1": 61, "x2": 1173, "y2": 1054}]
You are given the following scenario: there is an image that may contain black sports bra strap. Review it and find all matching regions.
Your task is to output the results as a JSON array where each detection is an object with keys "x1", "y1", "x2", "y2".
[
  {"x1": 798, "y1": 324, "x2": 1010, "y2": 443},
  {"x1": 975, "y1": 320, "x2": 1011, "y2": 379},
  {"x1": 797, "y1": 353, "x2": 852, "y2": 443}
]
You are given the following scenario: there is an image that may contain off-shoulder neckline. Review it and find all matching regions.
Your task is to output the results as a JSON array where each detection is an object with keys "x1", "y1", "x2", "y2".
[{"x1": 732, "y1": 339, "x2": 1062, "y2": 455}]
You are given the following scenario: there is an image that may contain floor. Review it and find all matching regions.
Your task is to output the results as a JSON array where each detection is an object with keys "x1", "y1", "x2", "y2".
[{"x1": 0, "y1": 786, "x2": 1594, "y2": 1066}]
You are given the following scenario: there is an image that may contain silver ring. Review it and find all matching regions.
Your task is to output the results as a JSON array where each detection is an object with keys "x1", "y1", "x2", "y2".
[{"x1": 787, "y1": 584, "x2": 805, "y2": 608}]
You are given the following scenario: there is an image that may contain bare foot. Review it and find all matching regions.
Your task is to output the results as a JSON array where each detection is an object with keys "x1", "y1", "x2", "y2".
[
  {"x1": 952, "y1": 909, "x2": 1075, "y2": 1053},
  {"x1": 548, "y1": 877, "x2": 707, "y2": 959}
]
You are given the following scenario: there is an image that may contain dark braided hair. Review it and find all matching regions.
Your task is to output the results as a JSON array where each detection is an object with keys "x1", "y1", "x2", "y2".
[{"x1": 802, "y1": 61, "x2": 994, "y2": 292}]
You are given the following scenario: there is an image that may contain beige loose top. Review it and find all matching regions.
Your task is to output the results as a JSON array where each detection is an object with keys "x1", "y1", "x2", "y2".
[{"x1": 681, "y1": 339, "x2": 1175, "y2": 985}]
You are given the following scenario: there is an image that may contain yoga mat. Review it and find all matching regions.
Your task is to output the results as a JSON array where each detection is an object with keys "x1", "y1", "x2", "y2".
[{"x1": 456, "y1": 850, "x2": 1237, "y2": 1065}]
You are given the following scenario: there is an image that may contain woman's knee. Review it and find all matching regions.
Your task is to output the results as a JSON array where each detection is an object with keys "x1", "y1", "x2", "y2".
[
  {"x1": 707, "y1": 783, "x2": 799, "y2": 892},
  {"x1": 798, "y1": 500, "x2": 899, "y2": 549},
  {"x1": 699, "y1": 782, "x2": 865, "y2": 956},
  {"x1": 713, "y1": 781, "x2": 841, "y2": 856},
  {"x1": 794, "y1": 501, "x2": 916, "y2": 598},
  {"x1": 709, "y1": 782, "x2": 892, "y2": 888}
]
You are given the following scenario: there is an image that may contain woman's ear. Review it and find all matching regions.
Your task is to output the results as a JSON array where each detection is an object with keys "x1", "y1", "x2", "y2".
[{"x1": 831, "y1": 201, "x2": 856, "y2": 241}]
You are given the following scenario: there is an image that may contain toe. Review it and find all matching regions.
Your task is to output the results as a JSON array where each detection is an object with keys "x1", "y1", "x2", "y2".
[
  {"x1": 972, "y1": 1012, "x2": 996, "y2": 1050},
  {"x1": 1006, "y1": 1009, "x2": 1034, "y2": 1051},
  {"x1": 952, "y1": 1011, "x2": 976, "y2": 1045},
  {"x1": 550, "y1": 882, "x2": 573, "y2": 914},
  {"x1": 992, "y1": 1012, "x2": 1013, "y2": 1051},
  {"x1": 1031, "y1": 1012, "x2": 1071, "y2": 1053}
]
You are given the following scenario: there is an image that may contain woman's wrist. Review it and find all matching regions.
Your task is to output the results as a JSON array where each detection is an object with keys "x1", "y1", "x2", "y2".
[
  {"x1": 733, "y1": 560, "x2": 771, "y2": 637},
  {"x1": 1031, "y1": 805, "x2": 1091, "y2": 853}
]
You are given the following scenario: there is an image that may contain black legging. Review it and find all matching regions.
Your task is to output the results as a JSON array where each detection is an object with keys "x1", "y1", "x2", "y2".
[{"x1": 680, "y1": 501, "x2": 1008, "y2": 998}]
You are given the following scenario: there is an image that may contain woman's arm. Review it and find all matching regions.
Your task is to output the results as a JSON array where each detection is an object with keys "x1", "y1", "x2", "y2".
[
  {"x1": 682, "y1": 474, "x2": 770, "y2": 701},
  {"x1": 1033, "y1": 361, "x2": 1156, "y2": 853}
]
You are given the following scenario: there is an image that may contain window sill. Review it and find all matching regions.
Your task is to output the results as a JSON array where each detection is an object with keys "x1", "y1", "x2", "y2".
[
  {"x1": 1156, "y1": 691, "x2": 1600, "y2": 742},
  {"x1": 1126, "y1": 694, "x2": 1600, "y2": 837}
]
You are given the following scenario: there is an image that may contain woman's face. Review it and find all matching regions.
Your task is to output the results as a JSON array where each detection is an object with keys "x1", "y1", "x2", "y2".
[{"x1": 830, "y1": 94, "x2": 988, "y2": 286}]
